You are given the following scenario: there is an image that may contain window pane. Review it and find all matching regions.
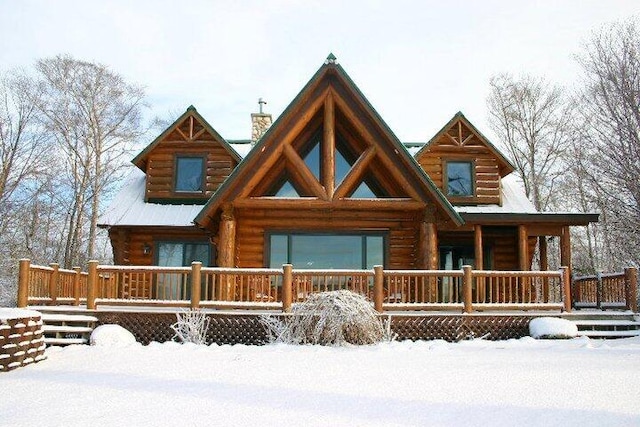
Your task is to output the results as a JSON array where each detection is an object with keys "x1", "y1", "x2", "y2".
[
  {"x1": 270, "y1": 235, "x2": 288, "y2": 268},
  {"x1": 303, "y1": 140, "x2": 320, "y2": 180},
  {"x1": 184, "y1": 243, "x2": 210, "y2": 266},
  {"x1": 291, "y1": 235, "x2": 361, "y2": 269},
  {"x1": 447, "y1": 162, "x2": 472, "y2": 196},
  {"x1": 366, "y1": 236, "x2": 384, "y2": 268},
  {"x1": 176, "y1": 157, "x2": 204, "y2": 192},
  {"x1": 157, "y1": 243, "x2": 183, "y2": 266},
  {"x1": 275, "y1": 180, "x2": 300, "y2": 197}
]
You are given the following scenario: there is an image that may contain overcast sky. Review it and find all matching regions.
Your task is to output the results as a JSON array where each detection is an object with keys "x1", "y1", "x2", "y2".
[{"x1": 1, "y1": 1, "x2": 638, "y2": 145}]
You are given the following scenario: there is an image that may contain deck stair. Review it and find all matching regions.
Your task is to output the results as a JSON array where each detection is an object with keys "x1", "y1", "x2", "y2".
[
  {"x1": 39, "y1": 312, "x2": 98, "y2": 346},
  {"x1": 564, "y1": 312, "x2": 640, "y2": 339}
]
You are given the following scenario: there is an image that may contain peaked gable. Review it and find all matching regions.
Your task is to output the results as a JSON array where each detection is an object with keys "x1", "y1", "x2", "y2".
[
  {"x1": 195, "y1": 57, "x2": 462, "y2": 228},
  {"x1": 415, "y1": 112, "x2": 516, "y2": 205},
  {"x1": 132, "y1": 106, "x2": 241, "y2": 171}
]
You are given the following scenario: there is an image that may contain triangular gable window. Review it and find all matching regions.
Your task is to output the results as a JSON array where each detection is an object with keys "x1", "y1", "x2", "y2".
[
  {"x1": 275, "y1": 180, "x2": 300, "y2": 197},
  {"x1": 351, "y1": 181, "x2": 377, "y2": 198},
  {"x1": 303, "y1": 138, "x2": 321, "y2": 181}
]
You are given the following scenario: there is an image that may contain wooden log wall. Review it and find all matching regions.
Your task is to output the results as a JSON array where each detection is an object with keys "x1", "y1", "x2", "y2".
[
  {"x1": 417, "y1": 122, "x2": 501, "y2": 205},
  {"x1": 108, "y1": 226, "x2": 212, "y2": 266},
  {"x1": 234, "y1": 207, "x2": 421, "y2": 269},
  {"x1": 144, "y1": 121, "x2": 238, "y2": 202}
]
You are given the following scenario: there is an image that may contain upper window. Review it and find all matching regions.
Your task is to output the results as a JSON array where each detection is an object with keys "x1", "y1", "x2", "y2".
[
  {"x1": 446, "y1": 161, "x2": 473, "y2": 197},
  {"x1": 175, "y1": 156, "x2": 204, "y2": 192}
]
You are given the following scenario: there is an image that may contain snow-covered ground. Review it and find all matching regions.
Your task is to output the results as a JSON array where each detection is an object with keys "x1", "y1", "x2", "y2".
[{"x1": 2, "y1": 336, "x2": 640, "y2": 427}]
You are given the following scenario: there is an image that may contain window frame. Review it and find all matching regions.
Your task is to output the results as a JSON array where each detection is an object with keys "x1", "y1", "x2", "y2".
[
  {"x1": 265, "y1": 230, "x2": 388, "y2": 269},
  {"x1": 174, "y1": 154, "x2": 206, "y2": 194},
  {"x1": 443, "y1": 159, "x2": 475, "y2": 199}
]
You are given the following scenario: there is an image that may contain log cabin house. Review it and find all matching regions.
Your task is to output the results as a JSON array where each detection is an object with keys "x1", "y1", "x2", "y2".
[{"x1": 96, "y1": 54, "x2": 598, "y2": 306}]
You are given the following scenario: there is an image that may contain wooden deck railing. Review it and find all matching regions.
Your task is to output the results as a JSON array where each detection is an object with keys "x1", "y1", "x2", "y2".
[
  {"x1": 572, "y1": 268, "x2": 638, "y2": 312},
  {"x1": 16, "y1": 259, "x2": 588, "y2": 313}
]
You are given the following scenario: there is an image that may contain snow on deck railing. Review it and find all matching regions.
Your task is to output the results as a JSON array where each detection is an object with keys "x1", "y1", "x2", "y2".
[
  {"x1": 17, "y1": 260, "x2": 599, "y2": 313},
  {"x1": 572, "y1": 269, "x2": 638, "y2": 311}
]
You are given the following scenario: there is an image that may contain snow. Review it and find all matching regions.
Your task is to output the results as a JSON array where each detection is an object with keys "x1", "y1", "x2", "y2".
[
  {"x1": 529, "y1": 317, "x2": 579, "y2": 339},
  {"x1": 2, "y1": 337, "x2": 640, "y2": 426},
  {"x1": 90, "y1": 325, "x2": 137, "y2": 347},
  {"x1": 0, "y1": 308, "x2": 41, "y2": 320},
  {"x1": 454, "y1": 174, "x2": 538, "y2": 214}
]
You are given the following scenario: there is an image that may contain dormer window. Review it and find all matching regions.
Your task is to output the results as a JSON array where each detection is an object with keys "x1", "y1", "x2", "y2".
[
  {"x1": 446, "y1": 161, "x2": 473, "y2": 197},
  {"x1": 175, "y1": 156, "x2": 205, "y2": 193}
]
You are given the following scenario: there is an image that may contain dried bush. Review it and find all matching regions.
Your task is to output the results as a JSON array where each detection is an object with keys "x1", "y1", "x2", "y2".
[
  {"x1": 261, "y1": 290, "x2": 395, "y2": 346},
  {"x1": 170, "y1": 309, "x2": 210, "y2": 345}
]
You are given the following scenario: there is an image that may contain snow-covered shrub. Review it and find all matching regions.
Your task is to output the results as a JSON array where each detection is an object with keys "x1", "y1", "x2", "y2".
[
  {"x1": 90, "y1": 324, "x2": 137, "y2": 347},
  {"x1": 171, "y1": 309, "x2": 210, "y2": 345},
  {"x1": 529, "y1": 317, "x2": 578, "y2": 339},
  {"x1": 261, "y1": 290, "x2": 395, "y2": 346}
]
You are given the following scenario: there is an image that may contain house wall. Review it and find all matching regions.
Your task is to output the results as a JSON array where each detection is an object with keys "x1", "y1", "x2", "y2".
[
  {"x1": 145, "y1": 136, "x2": 238, "y2": 203},
  {"x1": 234, "y1": 207, "x2": 421, "y2": 269},
  {"x1": 417, "y1": 127, "x2": 501, "y2": 205},
  {"x1": 108, "y1": 226, "x2": 212, "y2": 266}
]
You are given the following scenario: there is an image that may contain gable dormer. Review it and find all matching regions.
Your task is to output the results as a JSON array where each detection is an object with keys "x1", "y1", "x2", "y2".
[
  {"x1": 414, "y1": 112, "x2": 515, "y2": 206},
  {"x1": 132, "y1": 106, "x2": 241, "y2": 204}
]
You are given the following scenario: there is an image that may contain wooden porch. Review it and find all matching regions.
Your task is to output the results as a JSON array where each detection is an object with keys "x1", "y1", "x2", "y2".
[{"x1": 16, "y1": 259, "x2": 638, "y2": 314}]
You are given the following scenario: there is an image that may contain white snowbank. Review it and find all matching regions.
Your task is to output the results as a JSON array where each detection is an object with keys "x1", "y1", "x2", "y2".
[
  {"x1": 0, "y1": 308, "x2": 41, "y2": 320},
  {"x1": 2, "y1": 337, "x2": 640, "y2": 426},
  {"x1": 529, "y1": 317, "x2": 578, "y2": 339},
  {"x1": 90, "y1": 324, "x2": 137, "y2": 347}
]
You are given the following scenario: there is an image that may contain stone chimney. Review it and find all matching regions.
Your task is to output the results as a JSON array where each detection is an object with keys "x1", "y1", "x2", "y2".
[{"x1": 251, "y1": 98, "x2": 272, "y2": 144}]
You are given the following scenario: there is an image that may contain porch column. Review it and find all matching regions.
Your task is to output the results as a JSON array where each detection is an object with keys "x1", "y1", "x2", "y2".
[
  {"x1": 218, "y1": 204, "x2": 237, "y2": 301},
  {"x1": 518, "y1": 225, "x2": 529, "y2": 271},
  {"x1": 560, "y1": 226, "x2": 572, "y2": 273},
  {"x1": 539, "y1": 236, "x2": 549, "y2": 302},
  {"x1": 474, "y1": 225, "x2": 484, "y2": 303},
  {"x1": 419, "y1": 210, "x2": 438, "y2": 302}
]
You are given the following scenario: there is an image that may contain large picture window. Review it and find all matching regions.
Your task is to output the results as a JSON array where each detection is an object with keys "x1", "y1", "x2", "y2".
[
  {"x1": 268, "y1": 233, "x2": 385, "y2": 269},
  {"x1": 155, "y1": 242, "x2": 211, "y2": 300},
  {"x1": 175, "y1": 156, "x2": 205, "y2": 192},
  {"x1": 446, "y1": 161, "x2": 473, "y2": 197}
]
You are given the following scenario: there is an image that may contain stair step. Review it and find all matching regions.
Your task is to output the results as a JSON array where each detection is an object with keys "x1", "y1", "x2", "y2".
[
  {"x1": 577, "y1": 329, "x2": 640, "y2": 337},
  {"x1": 572, "y1": 320, "x2": 640, "y2": 327},
  {"x1": 44, "y1": 337, "x2": 88, "y2": 345},
  {"x1": 40, "y1": 314, "x2": 98, "y2": 323},
  {"x1": 42, "y1": 325, "x2": 94, "y2": 333}
]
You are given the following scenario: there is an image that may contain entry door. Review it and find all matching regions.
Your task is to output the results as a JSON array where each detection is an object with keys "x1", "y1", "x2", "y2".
[{"x1": 156, "y1": 242, "x2": 210, "y2": 300}]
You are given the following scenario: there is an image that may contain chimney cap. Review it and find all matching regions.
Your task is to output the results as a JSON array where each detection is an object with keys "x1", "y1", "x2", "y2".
[{"x1": 258, "y1": 98, "x2": 267, "y2": 114}]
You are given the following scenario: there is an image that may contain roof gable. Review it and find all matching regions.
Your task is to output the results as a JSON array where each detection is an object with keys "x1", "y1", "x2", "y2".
[
  {"x1": 132, "y1": 106, "x2": 241, "y2": 171},
  {"x1": 415, "y1": 112, "x2": 516, "y2": 177},
  {"x1": 195, "y1": 56, "x2": 462, "y2": 228}
]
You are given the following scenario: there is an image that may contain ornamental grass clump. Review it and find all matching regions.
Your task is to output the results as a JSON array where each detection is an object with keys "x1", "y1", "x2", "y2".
[
  {"x1": 261, "y1": 290, "x2": 395, "y2": 346},
  {"x1": 171, "y1": 309, "x2": 210, "y2": 345}
]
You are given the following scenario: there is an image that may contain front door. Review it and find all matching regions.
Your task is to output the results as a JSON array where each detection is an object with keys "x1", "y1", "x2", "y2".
[{"x1": 156, "y1": 242, "x2": 210, "y2": 300}]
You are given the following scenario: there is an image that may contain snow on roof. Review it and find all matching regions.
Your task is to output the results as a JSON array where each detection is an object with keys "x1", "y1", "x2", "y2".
[
  {"x1": 98, "y1": 168, "x2": 203, "y2": 227},
  {"x1": 228, "y1": 141, "x2": 253, "y2": 158},
  {"x1": 454, "y1": 174, "x2": 537, "y2": 214}
]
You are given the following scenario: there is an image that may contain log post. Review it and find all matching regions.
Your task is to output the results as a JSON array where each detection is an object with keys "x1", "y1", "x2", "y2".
[
  {"x1": 518, "y1": 225, "x2": 528, "y2": 271},
  {"x1": 49, "y1": 263, "x2": 59, "y2": 305},
  {"x1": 323, "y1": 92, "x2": 335, "y2": 198},
  {"x1": 561, "y1": 266, "x2": 571, "y2": 313},
  {"x1": 282, "y1": 264, "x2": 293, "y2": 313},
  {"x1": 190, "y1": 261, "x2": 202, "y2": 310},
  {"x1": 373, "y1": 265, "x2": 384, "y2": 313},
  {"x1": 596, "y1": 271, "x2": 603, "y2": 310},
  {"x1": 539, "y1": 237, "x2": 549, "y2": 302},
  {"x1": 624, "y1": 267, "x2": 638, "y2": 313},
  {"x1": 73, "y1": 267, "x2": 81, "y2": 306},
  {"x1": 462, "y1": 265, "x2": 473, "y2": 314},
  {"x1": 87, "y1": 260, "x2": 99, "y2": 310},
  {"x1": 17, "y1": 259, "x2": 30, "y2": 308},
  {"x1": 560, "y1": 226, "x2": 572, "y2": 275},
  {"x1": 218, "y1": 205, "x2": 237, "y2": 300},
  {"x1": 474, "y1": 225, "x2": 484, "y2": 303}
]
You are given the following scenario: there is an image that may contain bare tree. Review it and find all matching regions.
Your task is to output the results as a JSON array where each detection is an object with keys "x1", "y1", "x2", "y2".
[
  {"x1": 32, "y1": 55, "x2": 146, "y2": 267},
  {"x1": 574, "y1": 18, "x2": 640, "y2": 268},
  {"x1": 487, "y1": 74, "x2": 573, "y2": 212}
]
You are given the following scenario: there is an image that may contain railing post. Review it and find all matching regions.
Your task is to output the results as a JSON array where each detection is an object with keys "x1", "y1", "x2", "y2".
[
  {"x1": 561, "y1": 267, "x2": 571, "y2": 313},
  {"x1": 190, "y1": 261, "x2": 202, "y2": 310},
  {"x1": 87, "y1": 260, "x2": 98, "y2": 310},
  {"x1": 373, "y1": 265, "x2": 384, "y2": 313},
  {"x1": 624, "y1": 267, "x2": 638, "y2": 313},
  {"x1": 17, "y1": 259, "x2": 31, "y2": 308},
  {"x1": 282, "y1": 264, "x2": 293, "y2": 313},
  {"x1": 596, "y1": 270, "x2": 603, "y2": 310},
  {"x1": 462, "y1": 265, "x2": 473, "y2": 314},
  {"x1": 73, "y1": 267, "x2": 81, "y2": 306},
  {"x1": 49, "y1": 263, "x2": 59, "y2": 305}
]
